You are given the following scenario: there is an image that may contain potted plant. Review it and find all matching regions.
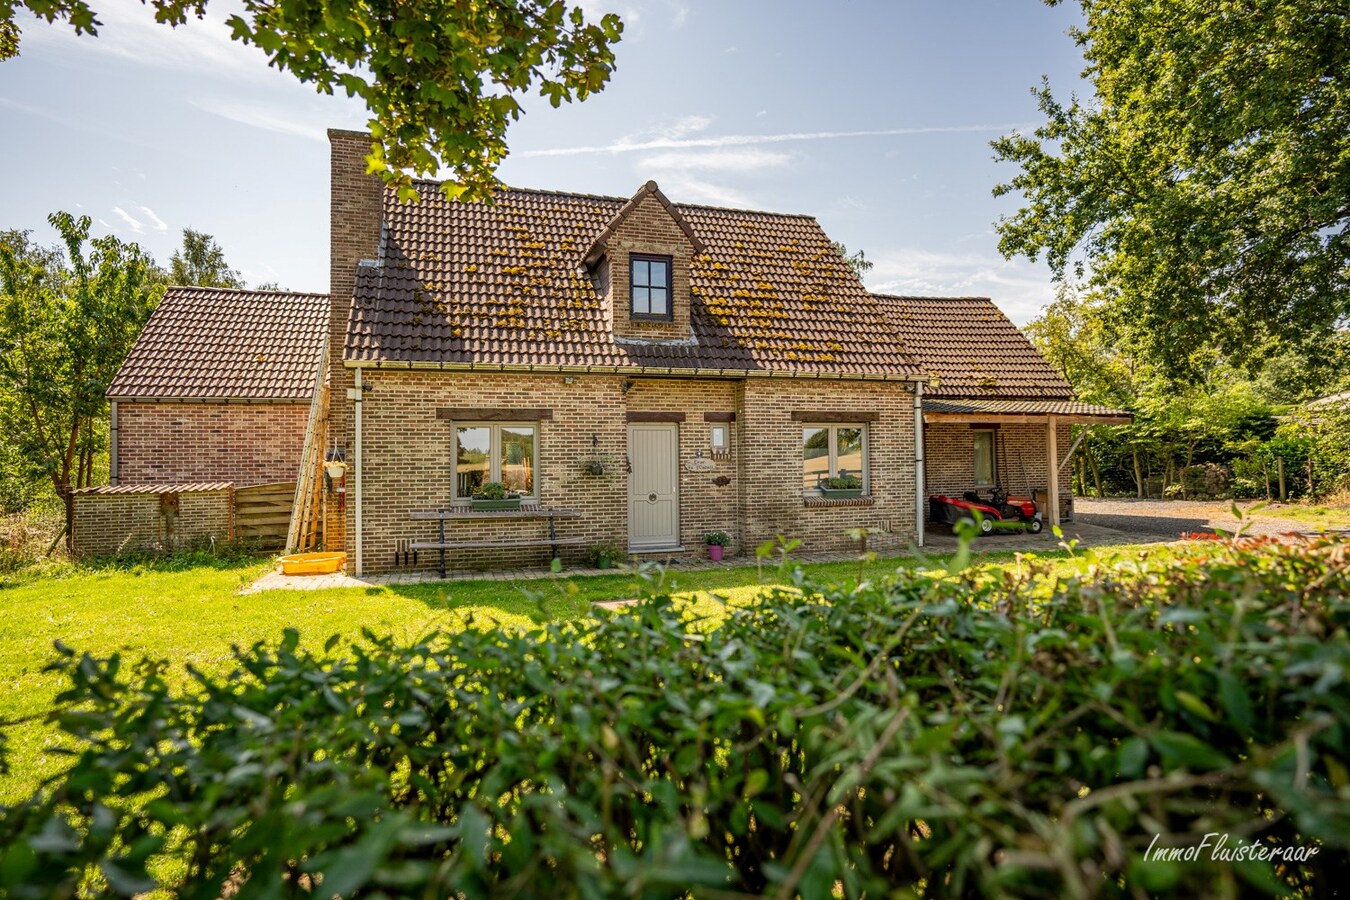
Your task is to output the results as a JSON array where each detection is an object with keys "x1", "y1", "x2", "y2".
[
  {"x1": 818, "y1": 474, "x2": 864, "y2": 499},
  {"x1": 470, "y1": 481, "x2": 522, "y2": 511},
  {"x1": 589, "y1": 542, "x2": 622, "y2": 569},
  {"x1": 704, "y1": 530, "x2": 730, "y2": 561}
]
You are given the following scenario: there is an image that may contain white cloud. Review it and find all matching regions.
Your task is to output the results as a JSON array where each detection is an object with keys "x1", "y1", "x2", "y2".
[
  {"x1": 645, "y1": 176, "x2": 755, "y2": 209},
  {"x1": 18, "y1": 0, "x2": 277, "y2": 83},
  {"x1": 187, "y1": 97, "x2": 341, "y2": 142},
  {"x1": 867, "y1": 247, "x2": 1056, "y2": 324},
  {"x1": 137, "y1": 204, "x2": 168, "y2": 232},
  {"x1": 517, "y1": 122, "x2": 1027, "y2": 159},
  {"x1": 111, "y1": 206, "x2": 143, "y2": 233},
  {"x1": 640, "y1": 147, "x2": 791, "y2": 174}
]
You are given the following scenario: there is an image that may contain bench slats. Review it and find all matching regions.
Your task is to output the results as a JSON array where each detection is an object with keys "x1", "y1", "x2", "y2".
[{"x1": 411, "y1": 537, "x2": 587, "y2": 551}]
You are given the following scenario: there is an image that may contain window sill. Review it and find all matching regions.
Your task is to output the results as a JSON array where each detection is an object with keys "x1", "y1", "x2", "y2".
[{"x1": 802, "y1": 495, "x2": 876, "y2": 508}]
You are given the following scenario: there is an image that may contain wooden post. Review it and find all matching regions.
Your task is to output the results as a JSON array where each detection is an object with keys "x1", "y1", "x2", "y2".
[
  {"x1": 1277, "y1": 457, "x2": 1287, "y2": 501},
  {"x1": 1047, "y1": 416, "x2": 1061, "y2": 528}
]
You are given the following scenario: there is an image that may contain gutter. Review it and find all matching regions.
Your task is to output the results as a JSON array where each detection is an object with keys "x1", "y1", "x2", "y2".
[
  {"x1": 348, "y1": 369, "x2": 365, "y2": 576},
  {"x1": 343, "y1": 358, "x2": 926, "y2": 383},
  {"x1": 913, "y1": 381, "x2": 924, "y2": 548}
]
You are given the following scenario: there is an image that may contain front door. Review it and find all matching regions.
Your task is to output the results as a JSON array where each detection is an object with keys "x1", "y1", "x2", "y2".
[{"x1": 628, "y1": 423, "x2": 680, "y2": 550}]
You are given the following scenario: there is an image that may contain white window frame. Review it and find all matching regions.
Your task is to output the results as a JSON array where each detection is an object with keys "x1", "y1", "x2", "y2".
[
  {"x1": 973, "y1": 429, "x2": 997, "y2": 487},
  {"x1": 802, "y1": 423, "x2": 870, "y2": 495},
  {"x1": 452, "y1": 422, "x2": 540, "y2": 501}
]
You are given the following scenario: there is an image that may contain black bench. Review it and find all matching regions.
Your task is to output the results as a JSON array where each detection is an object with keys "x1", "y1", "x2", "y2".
[{"x1": 408, "y1": 507, "x2": 582, "y2": 578}]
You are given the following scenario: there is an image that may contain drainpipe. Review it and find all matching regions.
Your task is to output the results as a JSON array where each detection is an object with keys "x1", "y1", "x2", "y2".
[
  {"x1": 352, "y1": 368, "x2": 364, "y2": 575},
  {"x1": 913, "y1": 381, "x2": 925, "y2": 548},
  {"x1": 109, "y1": 401, "x2": 119, "y2": 486}
]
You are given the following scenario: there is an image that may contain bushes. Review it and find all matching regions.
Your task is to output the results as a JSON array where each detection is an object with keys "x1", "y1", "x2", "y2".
[{"x1": 1, "y1": 539, "x2": 1348, "y2": 897}]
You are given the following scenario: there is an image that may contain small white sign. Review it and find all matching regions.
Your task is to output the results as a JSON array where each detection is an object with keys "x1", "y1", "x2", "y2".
[{"x1": 684, "y1": 457, "x2": 716, "y2": 472}]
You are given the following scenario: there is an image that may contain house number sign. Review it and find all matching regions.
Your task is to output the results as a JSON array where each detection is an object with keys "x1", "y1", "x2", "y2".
[{"x1": 684, "y1": 457, "x2": 716, "y2": 472}]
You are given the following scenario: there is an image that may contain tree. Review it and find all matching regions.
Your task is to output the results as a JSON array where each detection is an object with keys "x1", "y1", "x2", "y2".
[
  {"x1": 993, "y1": 0, "x2": 1350, "y2": 374},
  {"x1": 0, "y1": 213, "x2": 161, "y2": 535},
  {"x1": 832, "y1": 241, "x2": 873, "y2": 281},
  {"x1": 169, "y1": 227, "x2": 243, "y2": 289},
  {"x1": 2, "y1": 0, "x2": 623, "y2": 201}
]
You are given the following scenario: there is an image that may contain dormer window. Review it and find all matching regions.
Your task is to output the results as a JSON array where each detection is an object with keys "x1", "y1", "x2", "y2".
[{"x1": 630, "y1": 254, "x2": 672, "y2": 320}]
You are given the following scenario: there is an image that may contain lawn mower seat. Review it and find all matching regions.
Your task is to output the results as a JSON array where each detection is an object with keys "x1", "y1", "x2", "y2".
[{"x1": 962, "y1": 491, "x2": 981, "y2": 503}]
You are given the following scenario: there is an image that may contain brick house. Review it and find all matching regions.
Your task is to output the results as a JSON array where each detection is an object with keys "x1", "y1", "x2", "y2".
[
  {"x1": 107, "y1": 286, "x2": 329, "y2": 488},
  {"x1": 321, "y1": 130, "x2": 1128, "y2": 576}
]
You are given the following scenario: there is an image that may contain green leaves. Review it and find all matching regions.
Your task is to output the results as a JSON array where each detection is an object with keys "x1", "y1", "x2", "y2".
[
  {"x1": 1, "y1": 537, "x2": 1348, "y2": 895},
  {"x1": 4, "y1": 0, "x2": 622, "y2": 201},
  {"x1": 996, "y1": 0, "x2": 1350, "y2": 374}
]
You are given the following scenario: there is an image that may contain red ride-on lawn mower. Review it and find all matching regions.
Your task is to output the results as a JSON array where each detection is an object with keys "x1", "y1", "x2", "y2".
[{"x1": 929, "y1": 487, "x2": 1044, "y2": 536}]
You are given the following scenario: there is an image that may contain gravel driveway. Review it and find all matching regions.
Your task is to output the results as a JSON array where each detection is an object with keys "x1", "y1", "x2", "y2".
[{"x1": 1073, "y1": 498, "x2": 1341, "y2": 540}]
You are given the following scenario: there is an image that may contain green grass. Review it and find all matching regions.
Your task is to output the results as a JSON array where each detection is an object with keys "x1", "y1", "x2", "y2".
[
  {"x1": 1246, "y1": 501, "x2": 1350, "y2": 528},
  {"x1": 0, "y1": 542, "x2": 1154, "y2": 805}
]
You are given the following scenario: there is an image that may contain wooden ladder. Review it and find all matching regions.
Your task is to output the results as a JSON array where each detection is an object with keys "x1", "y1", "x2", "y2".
[{"x1": 286, "y1": 345, "x2": 330, "y2": 553}]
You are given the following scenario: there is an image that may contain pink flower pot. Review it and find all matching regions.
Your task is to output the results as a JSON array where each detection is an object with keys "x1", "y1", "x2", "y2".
[{"x1": 708, "y1": 544, "x2": 724, "y2": 562}]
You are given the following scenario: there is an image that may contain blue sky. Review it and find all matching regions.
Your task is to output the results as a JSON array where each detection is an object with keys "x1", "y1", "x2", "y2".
[{"x1": 0, "y1": 0, "x2": 1087, "y2": 322}]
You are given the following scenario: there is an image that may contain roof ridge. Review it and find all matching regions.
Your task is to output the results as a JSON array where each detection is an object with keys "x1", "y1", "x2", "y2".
[
  {"x1": 405, "y1": 178, "x2": 818, "y2": 220},
  {"x1": 872, "y1": 293, "x2": 997, "y2": 302},
  {"x1": 163, "y1": 285, "x2": 329, "y2": 298}
]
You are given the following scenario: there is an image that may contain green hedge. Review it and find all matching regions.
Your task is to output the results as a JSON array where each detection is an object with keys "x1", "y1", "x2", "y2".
[{"x1": 1, "y1": 538, "x2": 1348, "y2": 897}]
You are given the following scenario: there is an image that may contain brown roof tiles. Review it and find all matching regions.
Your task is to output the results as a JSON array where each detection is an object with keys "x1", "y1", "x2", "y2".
[
  {"x1": 874, "y1": 294, "x2": 1075, "y2": 400},
  {"x1": 108, "y1": 287, "x2": 328, "y2": 401},
  {"x1": 345, "y1": 183, "x2": 921, "y2": 378}
]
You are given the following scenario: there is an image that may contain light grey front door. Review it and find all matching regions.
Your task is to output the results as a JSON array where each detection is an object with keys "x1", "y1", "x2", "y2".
[{"x1": 628, "y1": 423, "x2": 680, "y2": 550}]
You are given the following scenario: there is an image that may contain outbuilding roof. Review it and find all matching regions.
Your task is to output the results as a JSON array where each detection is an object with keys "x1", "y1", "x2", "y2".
[
  {"x1": 345, "y1": 183, "x2": 921, "y2": 378},
  {"x1": 108, "y1": 287, "x2": 329, "y2": 401},
  {"x1": 875, "y1": 294, "x2": 1076, "y2": 400}
]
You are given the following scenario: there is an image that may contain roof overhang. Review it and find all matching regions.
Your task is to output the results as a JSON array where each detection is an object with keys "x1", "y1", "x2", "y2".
[
  {"x1": 924, "y1": 412, "x2": 1134, "y2": 425},
  {"x1": 344, "y1": 357, "x2": 926, "y2": 383},
  {"x1": 106, "y1": 396, "x2": 313, "y2": 404}
]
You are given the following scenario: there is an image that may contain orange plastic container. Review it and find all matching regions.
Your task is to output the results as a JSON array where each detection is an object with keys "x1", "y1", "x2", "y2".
[{"x1": 278, "y1": 552, "x2": 347, "y2": 576}]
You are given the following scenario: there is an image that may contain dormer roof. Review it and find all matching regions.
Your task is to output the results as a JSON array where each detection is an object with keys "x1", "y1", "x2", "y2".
[{"x1": 582, "y1": 180, "x2": 706, "y2": 265}]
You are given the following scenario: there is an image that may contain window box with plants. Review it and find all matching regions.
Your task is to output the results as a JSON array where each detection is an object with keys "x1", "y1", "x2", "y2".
[
  {"x1": 469, "y1": 481, "x2": 523, "y2": 511},
  {"x1": 589, "y1": 542, "x2": 622, "y2": 570},
  {"x1": 817, "y1": 474, "x2": 864, "y2": 499},
  {"x1": 704, "y1": 530, "x2": 730, "y2": 562}
]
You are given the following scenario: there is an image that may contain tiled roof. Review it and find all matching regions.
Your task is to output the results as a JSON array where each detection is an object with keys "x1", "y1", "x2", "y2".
[
  {"x1": 73, "y1": 482, "x2": 234, "y2": 495},
  {"x1": 108, "y1": 287, "x2": 328, "y2": 401},
  {"x1": 875, "y1": 294, "x2": 1075, "y2": 400},
  {"x1": 346, "y1": 183, "x2": 921, "y2": 378},
  {"x1": 923, "y1": 398, "x2": 1132, "y2": 419}
]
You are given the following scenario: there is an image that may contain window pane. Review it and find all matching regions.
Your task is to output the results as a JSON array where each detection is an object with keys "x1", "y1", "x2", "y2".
[
  {"x1": 500, "y1": 426, "x2": 535, "y2": 495},
  {"x1": 651, "y1": 259, "x2": 669, "y2": 288},
  {"x1": 633, "y1": 259, "x2": 649, "y2": 287},
  {"x1": 837, "y1": 428, "x2": 864, "y2": 482},
  {"x1": 455, "y1": 426, "x2": 491, "y2": 498},
  {"x1": 633, "y1": 286, "x2": 650, "y2": 314},
  {"x1": 650, "y1": 287, "x2": 669, "y2": 315},
  {"x1": 974, "y1": 432, "x2": 995, "y2": 485},
  {"x1": 803, "y1": 427, "x2": 829, "y2": 490}
]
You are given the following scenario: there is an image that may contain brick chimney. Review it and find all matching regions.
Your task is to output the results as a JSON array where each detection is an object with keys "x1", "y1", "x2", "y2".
[{"x1": 326, "y1": 129, "x2": 383, "y2": 553}]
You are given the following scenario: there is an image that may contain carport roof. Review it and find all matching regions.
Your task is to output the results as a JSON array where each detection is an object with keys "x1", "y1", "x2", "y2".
[{"x1": 923, "y1": 397, "x2": 1133, "y2": 423}]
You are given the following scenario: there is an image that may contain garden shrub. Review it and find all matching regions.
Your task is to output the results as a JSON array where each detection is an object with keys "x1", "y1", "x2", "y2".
[{"x1": 1, "y1": 539, "x2": 1348, "y2": 897}]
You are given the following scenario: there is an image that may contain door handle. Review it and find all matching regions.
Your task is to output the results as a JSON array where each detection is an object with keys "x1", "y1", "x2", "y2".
[{"x1": 647, "y1": 492, "x2": 658, "y2": 503}]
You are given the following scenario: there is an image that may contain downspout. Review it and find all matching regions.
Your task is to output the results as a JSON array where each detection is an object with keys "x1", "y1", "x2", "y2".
[
  {"x1": 353, "y1": 368, "x2": 364, "y2": 576},
  {"x1": 109, "y1": 401, "x2": 119, "y2": 486},
  {"x1": 913, "y1": 381, "x2": 925, "y2": 548}
]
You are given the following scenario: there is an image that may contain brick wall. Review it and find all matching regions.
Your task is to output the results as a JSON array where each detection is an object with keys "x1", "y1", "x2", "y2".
[
  {"x1": 328, "y1": 129, "x2": 384, "y2": 554},
  {"x1": 605, "y1": 192, "x2": 696, "y2": 341},
  {"x1": 116, "y1": 403, "x2": 307, "y2": 486},
  {"x1": 924, "y1": 420, "x2": 1074, "y2": 520},
  {"x1": 71, "y1": 486, "x2": 234, "y2": 557},
  {"x1": 740, "y1": 379, "x2": 918, "y2": 555},
  {"x1": 349, "y1": 370, "x2": 920, "y2": 574}
]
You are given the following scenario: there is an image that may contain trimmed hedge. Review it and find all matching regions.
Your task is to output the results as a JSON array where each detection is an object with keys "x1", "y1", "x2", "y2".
[{"x1": 1, "y1": 538, "x2": 1348, "y2": 897}]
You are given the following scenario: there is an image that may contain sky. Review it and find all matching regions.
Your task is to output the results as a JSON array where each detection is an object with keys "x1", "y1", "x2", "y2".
[{"x1": 0, "y1": 0, "x2": 1088, "y2": 323}]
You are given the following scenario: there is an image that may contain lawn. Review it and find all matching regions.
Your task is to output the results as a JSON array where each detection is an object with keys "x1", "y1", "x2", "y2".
[{"x1": 0, "y1": 541, "x2": 1151, "y2": 805}]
